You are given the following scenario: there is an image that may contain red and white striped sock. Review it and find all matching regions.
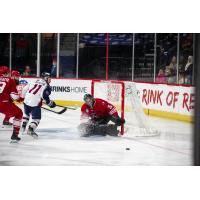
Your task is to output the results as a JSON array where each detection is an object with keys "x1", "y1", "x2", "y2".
[{"x1": 13, "y1": 118, "x2": 22, "y2": 135}]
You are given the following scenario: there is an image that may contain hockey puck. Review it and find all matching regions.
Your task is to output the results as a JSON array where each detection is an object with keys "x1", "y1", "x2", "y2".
[{"x1": 126, "y1": 148, "x2": 130, "y2": 150}]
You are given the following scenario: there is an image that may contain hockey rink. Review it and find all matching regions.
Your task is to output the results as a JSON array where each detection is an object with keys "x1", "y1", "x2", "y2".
[{"x1": 0, "y1": 107, "x2": 193, "y2": 166}]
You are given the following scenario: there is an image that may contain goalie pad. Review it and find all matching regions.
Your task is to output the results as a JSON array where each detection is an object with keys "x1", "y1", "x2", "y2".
[{"x1": 78, "y1": 123, "x2": 119, "y2": 137}]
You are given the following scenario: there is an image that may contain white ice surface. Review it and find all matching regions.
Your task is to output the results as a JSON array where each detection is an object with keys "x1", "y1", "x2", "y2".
[{"x1": 0, "y1": 107, "x2": 193, "y2": 166}]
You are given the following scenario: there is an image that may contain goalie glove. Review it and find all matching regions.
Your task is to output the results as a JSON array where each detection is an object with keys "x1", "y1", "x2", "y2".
[
  {"x1": 111, "y1": 116, "x2": 125, "y2": 126},
  {"x1": 47, "y1": 101, "x2": 56, "y2": 108}
]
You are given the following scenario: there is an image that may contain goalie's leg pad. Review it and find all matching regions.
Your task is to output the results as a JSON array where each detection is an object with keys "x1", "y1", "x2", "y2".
[
  {"x1": 93, "y1": 124, "x2": 119, "y2": 136},
  {"x1": 78, "y1": 123, "x2": 119, "y2": 137},
  {"x1": 78, "y1": 123, "x2": 106, "y2": 137},
  {"x1": 103, "y1": 124, "x2": 119, "y2": 136},
  {"x1": 93, "y1": 125, "x2": 107, "y2": 136},
  {"x1": 78, "y1": 123, "x2": 95, "y2": 137}
]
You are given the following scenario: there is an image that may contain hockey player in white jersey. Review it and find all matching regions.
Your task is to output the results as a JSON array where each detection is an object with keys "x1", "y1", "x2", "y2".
[{"x1": 22, "y1": 72, "x2": 56, "y2": 138}]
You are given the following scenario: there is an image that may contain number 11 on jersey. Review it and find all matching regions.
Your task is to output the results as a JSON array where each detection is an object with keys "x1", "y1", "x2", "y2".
[{"x1": 29, "y1": 84, "x2": 42, "y2": 95}]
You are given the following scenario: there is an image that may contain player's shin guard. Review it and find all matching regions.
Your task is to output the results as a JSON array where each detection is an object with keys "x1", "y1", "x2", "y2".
[
  {"x1": 22, "y1": 116, "x2": 30, "y2": 132},
  {"x1": 12, "y1": 107, "x2": 23, "y2": 136}
]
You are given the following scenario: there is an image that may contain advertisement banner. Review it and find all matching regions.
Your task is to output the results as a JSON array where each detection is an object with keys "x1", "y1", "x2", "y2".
[
  {"x1": 135, "y1": 82, "x2": 194, "y2": 116},
  {"x1": 20, "y1": 78, "x2": 91, "y2": 101},
  {"x1": 20, "y1": 78, "x2": 194, "y2": 117}
]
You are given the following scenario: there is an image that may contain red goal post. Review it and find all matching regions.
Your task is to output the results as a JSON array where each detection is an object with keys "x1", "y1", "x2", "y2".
[{"x1": 91, "y1": 80, "x2": 125, "y2": 135}]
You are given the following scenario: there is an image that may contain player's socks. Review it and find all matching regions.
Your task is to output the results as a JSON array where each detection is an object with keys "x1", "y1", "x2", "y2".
[{"x1": 21, "y1": 122, "x2": 27, "y2": 133}]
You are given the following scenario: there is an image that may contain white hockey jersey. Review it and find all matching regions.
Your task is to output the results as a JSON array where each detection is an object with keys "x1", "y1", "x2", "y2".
[{"x1": 23, "y1": 79, "x2": 49, "y2": 107}]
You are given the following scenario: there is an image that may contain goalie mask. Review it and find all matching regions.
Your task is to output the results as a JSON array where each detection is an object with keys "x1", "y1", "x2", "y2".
[{"x1": 83, "y1": 94, "x2": 94, "y2": 108}]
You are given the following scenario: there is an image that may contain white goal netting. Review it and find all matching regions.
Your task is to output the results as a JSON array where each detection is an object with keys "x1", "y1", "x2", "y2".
[
  {"x1": 125, "y1": 82, "x2": 159, "y2": 136},
  {"x1": 92, "y1": 80, "x2": 159, "y2": 137}
]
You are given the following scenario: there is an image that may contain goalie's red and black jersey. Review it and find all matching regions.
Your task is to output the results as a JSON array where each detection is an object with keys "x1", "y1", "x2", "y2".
[{"x1": 81, "y1": 98, "x2": 119, "y2": 121}]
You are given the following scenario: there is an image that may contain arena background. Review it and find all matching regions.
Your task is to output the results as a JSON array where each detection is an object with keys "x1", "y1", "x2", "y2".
[{"x1": 0, "y1": 1, "x2": 200, "y2": 200}]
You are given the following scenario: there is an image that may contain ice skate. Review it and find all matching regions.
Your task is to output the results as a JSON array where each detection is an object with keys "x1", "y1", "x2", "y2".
[
  {"x1": 10, "y1": 130, "x2": 21, "y2": 143},
  {"x1": 27, "y1": 126, "x2": 38, "y2": 139}
]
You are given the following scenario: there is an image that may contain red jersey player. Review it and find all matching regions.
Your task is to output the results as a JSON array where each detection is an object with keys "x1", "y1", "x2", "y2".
[
  {"x1": 0, "y1": 66, "x2": 23, "y2": 142},
  {"x1": 79, "y1": 94, "x2": 125, "y2": 137},
  {"x1": 2, "y1": 70, "x2": 21, "y2": 126}
]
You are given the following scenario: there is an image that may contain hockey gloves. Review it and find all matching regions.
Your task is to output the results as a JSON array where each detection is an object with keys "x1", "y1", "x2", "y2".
[
  {"x1": 48, "y1": 101, "x2": 56, "y2": 108},
  {"x1": 111, "y1": 116, "x2": 125, "y2": 126}
]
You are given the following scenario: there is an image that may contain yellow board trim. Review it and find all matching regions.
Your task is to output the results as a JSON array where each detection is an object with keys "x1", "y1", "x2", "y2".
[
  {"x1": 53, "y1": 100, "x2": 193, "y2": 123},
  {"x1": 54, "y1": 100, "x2": 84, "y2": 107},
  {"x1": 143, "y1": 108, "x2": 193, "y2": 123}
]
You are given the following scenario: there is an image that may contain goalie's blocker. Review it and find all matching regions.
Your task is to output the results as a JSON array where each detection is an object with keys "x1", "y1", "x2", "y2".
[{"x1": 78, "y1": 94, "x2": 125, "y2": 137}]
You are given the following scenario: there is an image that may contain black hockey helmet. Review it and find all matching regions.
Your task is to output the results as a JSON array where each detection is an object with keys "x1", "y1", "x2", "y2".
[
  {"x1": 41, "y1": 72, "x2": 51, "y2": 83},
  {"x1": 83, "y1": 93, "x2": 94, "y2": 107},
  {"x1": 41, "y1": 72, "x2": 51, "y2": 78},
  {"x1": 83, "y1": 93, "x2": 93, "y2": 101}
]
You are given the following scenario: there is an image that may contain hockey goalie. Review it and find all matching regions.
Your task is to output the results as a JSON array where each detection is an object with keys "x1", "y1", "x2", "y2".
[{"x1": 78, "y1": 94, "x2": 125, "y2": 137}]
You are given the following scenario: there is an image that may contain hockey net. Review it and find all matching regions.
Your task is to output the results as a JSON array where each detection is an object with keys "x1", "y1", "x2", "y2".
[{"x1": 91, "y1": 80, "x2": 159, "y2": 136}]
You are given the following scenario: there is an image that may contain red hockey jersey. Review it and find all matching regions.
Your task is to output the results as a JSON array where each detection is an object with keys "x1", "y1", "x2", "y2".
[
  {"x1": 81, "y1": 98, "x2": 119, "y2": 121},
  {"x1": 0, "y1": 76, "x2": 19, "y2": 102}
]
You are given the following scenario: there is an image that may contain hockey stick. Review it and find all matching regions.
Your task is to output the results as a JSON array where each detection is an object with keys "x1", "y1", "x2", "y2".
[
  {"x1": 41, "y1": 102, "x2": 78, "y2": 114},
  {"x1": 55, "y1": 105, "x2": 78, "y2": 110},
  {"x1": 41, "y1": 105, "x2": 67, "y2": 114}
]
